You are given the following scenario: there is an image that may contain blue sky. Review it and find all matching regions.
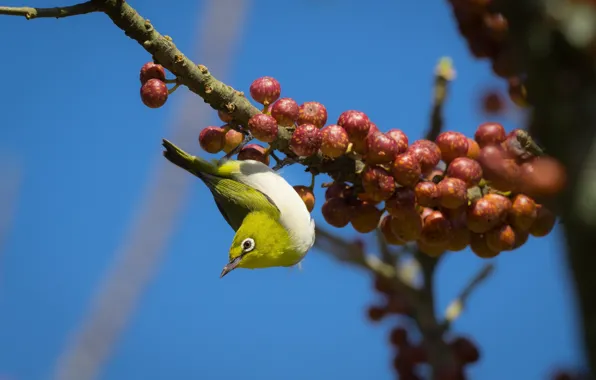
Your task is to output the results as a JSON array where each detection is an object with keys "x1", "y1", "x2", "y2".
[{"x1": 0, "y1": 0, "x2": 583, "y2": 379}]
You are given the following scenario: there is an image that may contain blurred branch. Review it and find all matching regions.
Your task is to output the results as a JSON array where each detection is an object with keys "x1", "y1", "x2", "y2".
[
  {"x1": 496, "y1": 0, "x2": 596, "y2": 375},
  {"x1": 443, "y1": 263, "x2": 495, "y2": 327},
  {"x1": 0, "y1": 1, "x2": 99, "y2": 19}
]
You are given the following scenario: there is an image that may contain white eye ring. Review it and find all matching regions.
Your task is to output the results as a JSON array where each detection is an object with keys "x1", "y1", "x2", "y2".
[{"x1": 241, "y1": 238, "x2": 255, "y2": 253}]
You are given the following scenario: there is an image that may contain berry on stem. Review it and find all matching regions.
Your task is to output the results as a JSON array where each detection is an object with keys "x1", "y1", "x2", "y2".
[
  {"x1": 385, "y1": 187, "x2": 416, "y2": 216},
  {"x1": 508, "y1": 194, "x2": 537, "y2": 230},
  {"x1": 446, "y1": 157, "x2": 483, "y2": 187},
  {"x1": 238, "y1": 144, "x2": 270, "y2": 165},
  {"x1": 249, "y1": 76, "x2": 281, "y2": 105},
  {"x1": 380, "y1": 215, "x2": 406, "y2": 245},
  {"x1": 290, "y1": 124, "x2": 323, "y2": 157},
  {"x1": 437, "y1": 177, "x2": 468, "y2": 209},
  {"x1": 386, "y1": 129, "x2": 409, "y2": 154},
  {"x1": 223, "y1": 128, "x2": 244, "y2": 153},
  {"x1": 408, "y1": 140, "x2": 441, "y2": 174},
  {"x1": 436, "y1": 131, "x2": 469, "y2": 163},
  {"x1": 389, "y1": 208, "x2": 422, "y2": 242},
  {"x1": 199, "y1": 126, "x2": 226, "y2": 153},
  {"x1": 248, "y1": 113, "x2": 279, "y2": 143},
  {"x1": 415, "y1": 181, "x2": 440, "y2": 207},
  {"x1": 320, "y1": 125, "x2": 349, "y2": 158},
  {"x1": 325, "y1": 182, "x2": 351, "y2": 200},
  {"x1": 420, "y1": 210, "x2": 452, "y2": 247},
  {"x1": 529, "y1": 205, "x2": 556, "y2": 237},
  {"x1": 297, "y1": 101, "x2": 328, "y2": 128},
  {"x1": 470, "y1": 233, "x2": 500, "y2": 258},
  {"x1": 351, "y1": 202, "x2": 383, "y2": 233},
  {"x1": 474, "y1": 122, "x2": 506, "y2": 147},
  {"x1": 140, "y1": 78, "x2": 168, "y2": 108},
  {"x1": 361, "y1": 166, "x2": 396, "y2": 202},
  {"x1": 140, "y1": 62, "x2": 166, "y2": 84},
  {"x1": 391, "y1": 152, "x2": 422, "y2": 188},
  {"x1": 365, "y1": 131, "x2": 399, "y2": 164},
  {"x1": 485, "y1": 224, "x2": 516, "y2": 252},
  {"x1": 321, "y1": 197, "x2": 352, "y2": 228},
  {"x1": 270, "y1": 97, "x2": 299, "y2": 126},
  {"x1": 293, "y1": 185, "x2": 315, "y2": 212},
  {"x1": 337, "y1": 110, "x2": 371, "y2": 141}
]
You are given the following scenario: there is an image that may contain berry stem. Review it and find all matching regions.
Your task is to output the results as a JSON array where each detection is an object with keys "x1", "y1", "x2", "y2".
[
  {"x1": 164, "y1": 78, "x2": 178, "y2": 84},
  {"x1": 308, "y1": 172, "x2": 316, "y2": 191},
  {"x1": 168, "y1": 83, "x2": 181, "y2": 95}
]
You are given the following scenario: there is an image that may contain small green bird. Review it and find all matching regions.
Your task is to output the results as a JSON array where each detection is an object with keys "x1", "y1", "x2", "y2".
[{"x1": 162, "y1": 139, "x2": 315, "y2": 278}]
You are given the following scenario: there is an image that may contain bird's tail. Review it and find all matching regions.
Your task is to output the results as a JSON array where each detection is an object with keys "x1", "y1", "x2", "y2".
[{"x1": 162, "y1": 139, "x2": 218, "y2": 177}]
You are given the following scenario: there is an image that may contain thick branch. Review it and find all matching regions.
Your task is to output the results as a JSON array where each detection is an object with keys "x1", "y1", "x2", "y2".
[{"x1": 0, "y1": 1, "x2": 99, "y2": 19}]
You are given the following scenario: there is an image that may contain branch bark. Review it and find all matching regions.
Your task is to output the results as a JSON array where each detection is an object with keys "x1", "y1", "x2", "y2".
[{"x1": 0, "y1": 1, "x2": 99, "y2": 19}]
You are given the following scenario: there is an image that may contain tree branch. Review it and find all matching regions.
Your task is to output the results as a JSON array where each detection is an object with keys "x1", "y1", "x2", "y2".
[{"x1": 0, "y1": 1, "x2": 100, "y2": 19}]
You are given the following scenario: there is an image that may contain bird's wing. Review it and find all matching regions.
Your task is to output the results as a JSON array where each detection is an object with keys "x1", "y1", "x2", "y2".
[{"x1": 202, "y1": 173, "x2": 281, "y2": 231}]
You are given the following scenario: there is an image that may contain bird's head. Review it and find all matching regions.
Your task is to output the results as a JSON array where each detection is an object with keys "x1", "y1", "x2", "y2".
[{"x1": 220, "y1": 211, "x2": 294, "y2": 278}]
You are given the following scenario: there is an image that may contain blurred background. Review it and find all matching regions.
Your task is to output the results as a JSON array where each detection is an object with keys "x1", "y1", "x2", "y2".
[{"x1": 0, "y1": 0, "x2": 584, "y2": 379}]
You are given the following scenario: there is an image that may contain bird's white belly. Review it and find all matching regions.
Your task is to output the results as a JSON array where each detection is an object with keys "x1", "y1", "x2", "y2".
[{"x1": 233, "y1": 161, "x2": 316, "y2": 258}]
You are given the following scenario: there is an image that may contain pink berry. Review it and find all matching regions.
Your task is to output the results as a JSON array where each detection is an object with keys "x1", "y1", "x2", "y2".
[
  {"x1": 386, "y1": 129, "x2": 409, "y2": 154},
  {"x1": 365, "y1": 131, "x2": 399, "y2": 164},
  {"x1": 238, "y1": 144, "x2": 270, "y2": 165},
  {"x1": 436, "y1": 131, "x2": 469, "y2": 163},
  {"x1": 320, "y1": 125, "x2": 349, "y2": 158},
  {"x1": 249, "y1": 76, "x2": 281, "y2": 105},
  {"x1": 199, "y1": 126, "x2": 226, "y2": 154},
  {"x1": 297, "y1": 101, "x2": 328, "y2": 128},
  {"x1": 248, "y1": 114, "x2": 278, "y2": 143},
  {"x1": 270, "y1": 97, "x2": 299, "y2": 127},
  {"x1": 140, "y1": 79, "x2": 168, "y2": 108},
  {"x1": 337, "y1": 110, "x2": 371, "y2": 141},
  {"x1": 140, "y1": 62, "x2": 165, "y2": 84},
  {"x1": 290, "y1": 124, "x2": 323, "y2": 157},
  {"x1": 407, "y1": 140, "x2": 441, "y2": 174}
]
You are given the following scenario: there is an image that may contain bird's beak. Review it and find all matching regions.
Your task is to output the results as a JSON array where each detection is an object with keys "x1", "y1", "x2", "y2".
[{"x1": 220, "y1": 256, "x2": 242, "y2": 278}]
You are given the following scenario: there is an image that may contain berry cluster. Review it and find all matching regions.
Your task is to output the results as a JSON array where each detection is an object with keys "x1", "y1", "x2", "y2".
[
  {"x1": 370, "y1": 276, "x2": 480, "y2": 379},
  {"x1": 191, "y1": 74, "x2": 562, "y2": 260},
  {"x1": 139, "y1": 62, "x2": 171, "y2": 109},
  {"x1": 447, "y1": 1, "x2": 529, "y2": 107}
]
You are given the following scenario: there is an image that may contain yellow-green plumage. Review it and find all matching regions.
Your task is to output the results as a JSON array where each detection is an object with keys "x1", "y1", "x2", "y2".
[{"x1": 162, "y1": 139, "x2": 315, "y2": 277}]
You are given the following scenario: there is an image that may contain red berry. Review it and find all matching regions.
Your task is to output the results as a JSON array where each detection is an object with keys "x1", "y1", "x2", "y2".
[
  {"x1": 380, "y1": 215, "x2": 406, "y2": 245},
  {"x1": 361, "y1": 166, "x2": 396, "y2": 202},
  {"x1": 139, "y1": 62, "x2": 165, "y2": 84},
  {"x1": 321, "y1": 197, "x2": 352, "y2": 228},
  {"x1": 367, "y1": 306, "x2": 386, "y2": 322},
  {"x1": 486, "y1": 224, "x2": 516, "y2": 251},
  {"x1": 437, "y1": 177, "x2": 468, "y2": 209},
  {"x1": 365, "y1": 131, "x2": 399, "y2": 164},
  {"x1": 140, "y1": 78, "x2": 168, "y2": 108},
  {"x1": 467, "y1": 138, "x2": 481, "y2": 160},
  {"x1": 474, "y1": 122, "x2": 506, "y2": 147},
  {"x1": 418, "y1": 239, "x2": 447, "y2": 257},
  {"x1": 420, "y1": 210, "x2": 452, "y2": 246},
  {"x1": 351, "y1": 202, "x2": 383, "y2": 233},
  {"x1": 478, "y1": 145, "x2": 521, "y2": 192},
  {"x1": 391, "y1": 152, "x2": 422, "y2": 187},
  {"x1": 385, "y1": 187, "x2": 416, "y2": 217},
  {"x1": 290, "y1": 124, "x2": 323, "y2": 157},
  {"x1": 448, "y1": 224, "x2": 471, "y2": 252},
  {"x1": 218, "y1": 110, "x2": 234, "y2": 123},
  {"x1": 408, "y1": 140, "x2": 441, "y2": 174},
  {"x1": 293, "y1": 185, "x2": 315, "y2": 212},
  {"x1": 446, "y1": 157, "x2": 483, "y2": 187},
  {"x1": 198, "y1": 126, "x2": 226, "y2": 153},
  {"x1": 414, "y1": 181, "x2": 440, "y2": 207},
  {"x1": 389, "y1": 209, "x2": 422, "y2": 242},
  {"x1": 513, "y1": 228, "x2": 530, "y2": 249},
  {"x1": 248, "y1": 114, "x2": 278, "y2": 143},
  {"x1": 466, "y1": 195, "x2": 508, "y2": 233},
  {"x1": 237, "y1": 144, "x2": 270, "y2": 165},
  {"x1": 337, "y1": 110, "x2": 371, "y2": 141},
  {"x1": 470, "y1": 233, "x2": 500, "y2": 258},
  {"x1": 520, "y1": 157, "x2": 567, "y2": 198},
  {"x1": 325, "y1": 182, "x2": 352, "y2": 200},
  {"x1": 436, "y1": 131, "x2": 469, "y2": 163},
  {"x1": 450, "y1": 336, "x2": 480, "y2": 364},
  {"x1": 320, "y1": 125, "x2": 349, "y2": 158},
  {"x1": 249, "y1": 76, "x2": 281, "y2": 105},
  {"x1": 481, "y1": 90, "x2": 506, "y2": 114},
  {"x1": 508, "y1": 194, "x2": 538, "y2": 231},
  {"x1": 297, "y1": 101, "x2": 327, "y2": 128},
  {"x1": 529, "y1": 205, "x2": 556, "y2": 237},
  {"x1": 386, "y1": 129, "x2": 409, "y2": 154},
  {"x1": 223, "y1": 128, "x2": 244, "y2": 153},
  {"x1": 389, "y1": 327, "x2": 408, "y2": 347},
  {"x1": 270, "y1": 97, "x2": 299, "y2": 126}
]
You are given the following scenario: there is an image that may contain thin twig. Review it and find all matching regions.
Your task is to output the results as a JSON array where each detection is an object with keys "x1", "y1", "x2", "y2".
[
  {"x1": 0, "y1": 1, "x2": 100, "y2": 19},
  {"x1": 443, "y1": 263, "x2": 495, "y2": 327}
]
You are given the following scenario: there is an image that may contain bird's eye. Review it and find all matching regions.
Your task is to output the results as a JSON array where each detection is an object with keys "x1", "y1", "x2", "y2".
[{"x1": 241, "y1": 238, "x2": 255, "y2": 253}]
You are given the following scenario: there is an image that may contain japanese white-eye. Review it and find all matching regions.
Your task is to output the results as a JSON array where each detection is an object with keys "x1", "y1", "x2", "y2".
[{"x1": 162, "y1": 139, "x2": 315, "y2": 278}]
